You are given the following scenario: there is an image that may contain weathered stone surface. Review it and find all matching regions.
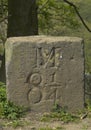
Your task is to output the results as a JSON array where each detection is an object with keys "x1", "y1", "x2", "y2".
[
  {"x1": 5, "y1": 36, "x2": 85, "y2": 112},
  {"x1": 85, "y1": 73, "x2": 91, "y2": 102}
]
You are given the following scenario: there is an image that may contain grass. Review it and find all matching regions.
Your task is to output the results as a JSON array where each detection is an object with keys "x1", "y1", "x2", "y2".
[
  {"x1": 1, "y1": 81, "x2": 91, "y2": 126},
  {"x1": 41, "y1": 103, "x2": 80, "y2": 123},
  {"x1": 0, "y1": 82, "x2": 26, "y2": 120},
  {"x1": 41, "y1": 101, "x2": 91, "y2": 123},
  {"x1": 41, "y1": 109, "x2": 80, "y2": 123}
]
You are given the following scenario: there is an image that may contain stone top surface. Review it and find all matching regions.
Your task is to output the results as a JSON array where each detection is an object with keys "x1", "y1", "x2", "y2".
[{"x1": 6, "y1": 36, "x2": 83, "y2": 44}]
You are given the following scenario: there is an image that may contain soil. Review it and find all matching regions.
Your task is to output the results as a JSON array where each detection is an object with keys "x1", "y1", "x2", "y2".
[{"x1": 0, "y1": 112, "x2": 91, "y2": 130}]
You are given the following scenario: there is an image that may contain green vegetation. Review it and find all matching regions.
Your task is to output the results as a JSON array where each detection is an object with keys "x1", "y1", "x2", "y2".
[
  {"x1": 41, "y1": 111, "x2": 78, "y2": 123},
  {"x1": 0, "y1": 0, "x2": 91, "y2": 120},
  {"x1": 41, "y1": 101, "x2": 91, "y2": 123},
  {"x1": 0, "y1": 82, "x2": 30, "y2": 128},
  {"x1": 0, "y1": 0, "x2": 91, "y2": 128},
  {"x1": 38, "y1": 0, "x2": 91, "y2": 73},
  {"x1": 0, "y1": 82, "x2": 26, "y2": 120},
  {"x1": 38, "y1": 0, "x2": 80, "y2": 35},
  {"x1": 41, "y1": 108, "x2": 79, "y2": 123},
  {"x1": 0, "y1": 81, "x2": 91, "y2": 128}
]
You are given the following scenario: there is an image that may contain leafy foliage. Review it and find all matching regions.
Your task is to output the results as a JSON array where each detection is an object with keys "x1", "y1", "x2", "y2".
[
  {"x1": 0, "y1": 82, "x2": 26, "y2": 120},
  {"x1": 0, "y1": 82, "x2": 6, "y2": 102},
  {"x1": 1, "y1": 101, "x2": 26, "y2": 120},
  {"x1": 0, "y1": 0, "x2": 8, "y2": 18},
  {"x1": 38, "y1": 0, "x2": 80, "y2": 35}
]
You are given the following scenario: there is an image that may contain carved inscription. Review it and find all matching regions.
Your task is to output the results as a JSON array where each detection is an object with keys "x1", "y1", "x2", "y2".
[
  {"x1": 28, "y1": 47, "x2": 62, "y2": 105},
  {"x1": 36, "y1": 47, "x2": 61, "y2": 68},
  {"x1": 28, "y1": 88, "x2": 42, "y2": 104},
  {"x1": 29, "y1": 73, "x2": 41, "y2": 85},
  {"x1": 51, "y1": 72, "x2": 56, "y2": 82},
  {"x1": 28, "y1": 73, "x2": 42, "y2": 104}
]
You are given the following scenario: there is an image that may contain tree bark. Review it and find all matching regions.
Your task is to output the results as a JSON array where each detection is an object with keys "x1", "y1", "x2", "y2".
[
  {"x1": 8, "y1": 0, "x2": 38, "y2": 37},
  {"x1": 0, "y1": 0, "x2": 38, "y2": 82},
  {"x1": 0, "y1": 53, "x2": 6, "y2": 83}
]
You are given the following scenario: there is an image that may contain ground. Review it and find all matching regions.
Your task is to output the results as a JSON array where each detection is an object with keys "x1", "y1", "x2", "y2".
[{"x1": 0, "y1": 112, "x2": 91, "y2": 130}]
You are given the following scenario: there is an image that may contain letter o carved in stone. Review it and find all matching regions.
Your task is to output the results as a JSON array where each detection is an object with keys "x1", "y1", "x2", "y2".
[
  {"x1": 28, "y1": 88, "x2": 42, "y2": 104},
  {"x1": 30, "y1": 73, "x2": 41, "y2": 85}
]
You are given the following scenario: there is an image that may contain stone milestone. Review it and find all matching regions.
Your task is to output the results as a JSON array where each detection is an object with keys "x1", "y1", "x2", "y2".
[{"x1": 5, "y1": 36, "x2": 85, "y2": 112}]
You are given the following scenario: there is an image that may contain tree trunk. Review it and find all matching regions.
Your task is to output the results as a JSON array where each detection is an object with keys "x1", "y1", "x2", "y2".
[
  {"x1": 0, "y1": 53, "x2": 6, "y2": 83},
  {"x1": 8, "y1": 0, "x2": 38, "y2": 37},
  {"x1": 0, "y1": 21, "x2": 7, "y2": 83},
  {"x1": 0, "y1": 0, "x2": 38, "y2": 82}
]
